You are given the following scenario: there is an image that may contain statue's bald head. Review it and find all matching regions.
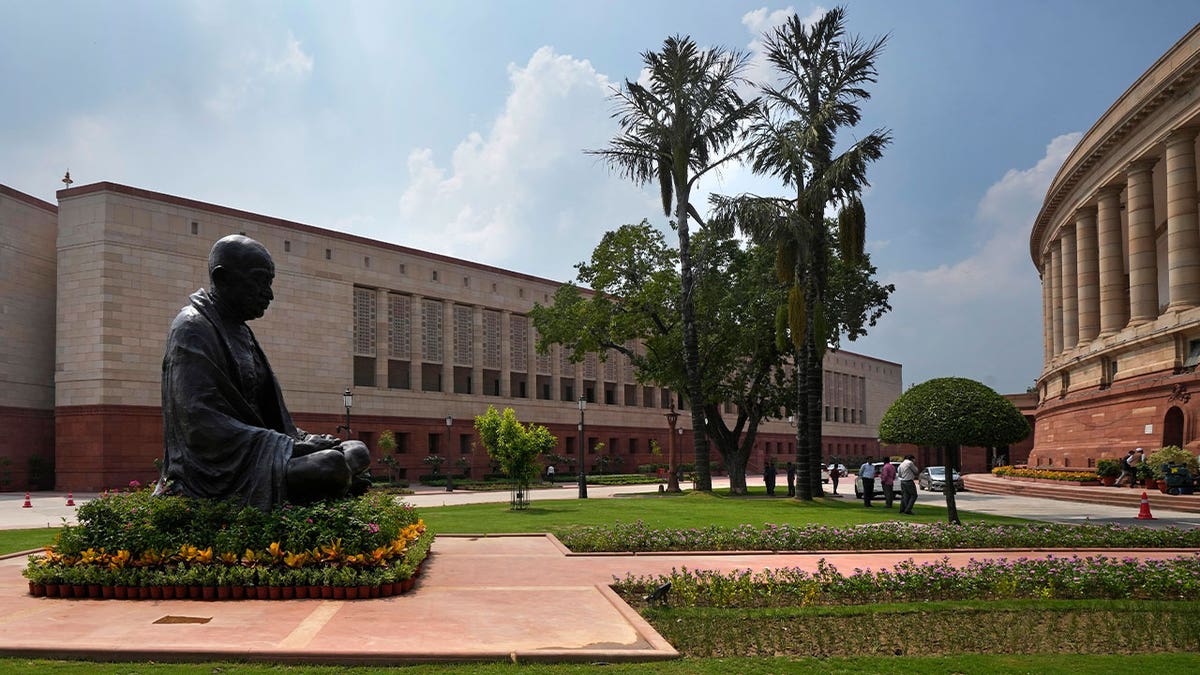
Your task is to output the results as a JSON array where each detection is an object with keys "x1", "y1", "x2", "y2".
[
  {"x1": 208, "y1": 235, "x2": 273, "y2": 282},
  {"x1": 207, "y1": 235, "x2": 276, "y2": 321}
]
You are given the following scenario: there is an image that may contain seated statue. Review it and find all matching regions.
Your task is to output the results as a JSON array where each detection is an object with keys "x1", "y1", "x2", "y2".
[{"x1": 156, "y1": 234, "x2": 370, "y2": 510}]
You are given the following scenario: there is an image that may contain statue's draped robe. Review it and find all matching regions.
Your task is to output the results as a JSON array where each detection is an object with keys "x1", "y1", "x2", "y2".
[{"x1": 160, "y1": 289, "x2": 295, "y2": 509}]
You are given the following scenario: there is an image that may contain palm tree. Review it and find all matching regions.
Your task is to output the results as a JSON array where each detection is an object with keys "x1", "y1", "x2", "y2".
[
  {"x1": 711, "y1": 7, "x2": 890, "y2": 499},
  {"x1": 590, "y1": 35, "x2": 758, "y2": 491}
]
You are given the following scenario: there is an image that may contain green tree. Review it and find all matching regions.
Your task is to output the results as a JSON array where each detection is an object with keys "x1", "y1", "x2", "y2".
[
  {"x1": 711, "y1": 7, "x2": 891, "y2": 500},
  {"x1": 878, "y1": 377, "x2": 1031, "y2": 524},
  {"x1": 474, "y1": 406, "x2": 557, "y2": 503},
  {"x1": 590, "y1": 36, "x2": 759, "y2": 491},
  {"x1": 530, "y1": 222, "x2": 794, "y2": 494}
]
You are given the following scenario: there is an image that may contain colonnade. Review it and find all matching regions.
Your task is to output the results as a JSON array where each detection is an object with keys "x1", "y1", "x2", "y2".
[{"x1": 1043, "y1": 127, "x2": 1200, "y2": 360}]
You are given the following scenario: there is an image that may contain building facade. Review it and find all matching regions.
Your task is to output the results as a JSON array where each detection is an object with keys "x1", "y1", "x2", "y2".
[
  {"x1": 1030, "y1": 25, "x2": 1200, "y2": 468},
  {"x1": 1, "y1": 180, "x2": 900, "y2": 491}
]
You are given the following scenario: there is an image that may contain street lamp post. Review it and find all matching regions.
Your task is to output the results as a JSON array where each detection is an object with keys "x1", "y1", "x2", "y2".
[
  {"x1": 577, "y1": 396, "x2": 587, "y2": 499},
  {"x1": 664, "y1": 405, "x2": 681, "y2": 493},
  {"x1": 445, "y1": 415, "x2": 454, "y2": 492},
  {"x1": 336, "y1": 388, "x2": 353, "y2": 437}
]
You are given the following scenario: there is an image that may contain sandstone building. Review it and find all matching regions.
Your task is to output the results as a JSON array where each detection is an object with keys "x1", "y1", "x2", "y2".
[
  {"x1": 1031, "y1": 25, "x2": 1200, "y2": 467},
  {"x1": 1, "y1": 180, "x2": 900, "y2": 490}
]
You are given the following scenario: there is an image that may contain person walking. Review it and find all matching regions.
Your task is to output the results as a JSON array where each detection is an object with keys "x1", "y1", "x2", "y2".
[
  {"x1": 829, "y1": 463, "x2": 841, "y2": 494},
  {"x1": 858, "y1": 457, "x2": 876, "y2": 507},
  {"x1": 764, "y1": 460, "x2": 777, "y2": 496},
  {"x1": 786, "y1": 461, "x2": 796, "y2": 497},
  {"x1": 1115, "y1": 449, "x2": 1136, "y2": 487},
  {"x1": 898, "y1": 454, "x2": 918, "y2": 514},
  {"x1": 879, "y1": 458, "x2": 897, "y2": 508},
  {"x1": 1125, "y1": 448, "x2": 1143, "y2": 489}
]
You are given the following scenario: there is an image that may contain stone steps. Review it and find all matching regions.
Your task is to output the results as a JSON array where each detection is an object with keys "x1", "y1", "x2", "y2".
[{"x1": 963, "y1": 474, "x2": 1200, "y2": 514}]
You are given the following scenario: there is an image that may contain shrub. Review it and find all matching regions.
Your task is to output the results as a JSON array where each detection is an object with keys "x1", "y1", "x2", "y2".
[
  {"x1": 1096, "y1": 459, "x2": 1121, "y2": 478},
  {"x1": 1145, "y1": 446, "x2": 1199, "y2": 479}
]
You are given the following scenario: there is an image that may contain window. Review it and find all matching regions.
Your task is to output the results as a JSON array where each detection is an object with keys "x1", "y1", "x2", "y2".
[
  {"x1": 1185, "y1": 340, "x2": 1200, "y2": 369},
  {"x1": 191, "y1": 221, "x2": 199, "y2": 235},
  {"x1": 353, "y1": 287, "x2": 377, "y2": 387},
  {"x1": 395, "y1": 432, "x2": 409, "y2": 454},
  {"x1": 284, "y1": 240, "x2": 291, "y2": 252},
  {"x1": 428, "y1": 433, "x2": 441, "y2": 454},
  {"x1": 519, "y1": 288, "x2": 525, "y2": 298},
  {"x1": 432, "y1": 270, "x2": 439, "y2": 281},
  {"x1": 364, "y1": 256, "x2": 370, "y2": 268},
  {"x1": 463, "y1": 276, "x2": 470, "y2": 288},
  {"x1": 460, "y1": 434, "x2": 471, "y2": 454},
  {"x1": 325, "y1": 248, "x2": 332, "y2": 260},
  {"x1": 399, "y1": 263, "x2": 406, "y2": 275},
  {"x1": 491, "y1": 283, "x2": 497, "y2": 292}
]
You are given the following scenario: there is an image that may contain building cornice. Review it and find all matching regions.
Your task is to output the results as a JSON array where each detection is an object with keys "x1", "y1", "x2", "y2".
[{"x1": 0, "y1": 183, "x2": 57, "y2": 213}]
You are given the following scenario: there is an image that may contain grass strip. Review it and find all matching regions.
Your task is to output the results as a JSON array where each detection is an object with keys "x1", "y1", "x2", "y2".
[{"x1": 0, "y1": 527, "x2": 58, "y2": 556}]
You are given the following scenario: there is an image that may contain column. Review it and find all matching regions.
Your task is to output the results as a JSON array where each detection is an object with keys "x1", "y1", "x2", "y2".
[
  {"x1": 1042, "y1": 256, "x2": 1053, "y2": 362},
  {"x1": 1096, "y1": 187, "x2": 1128, "y2": 335},
  {"x1": 472, "y1": 305, "x2": 484, "y2": 396},
  {"x1": 1060, "y1": 225, "x2": 1078, "y2": 349},
  {"x1": 1165, "y1": 127, "x2": 1200, "y2": 311},
  {"x1": 375, "y1": 288, "x2": 389, "y2": 387},
  {"x1": 1051, "y1": 240, "x2": 1064, "y2": 356},
  {"x1": 500, "y1": 310, "x2": 512, "y2": 397},
  {"x1": 1126, "y1": 158, "x2": 1159, "y2": 325},
  {"x1": 443, "y1": 301, "x2": 455, "y2": 393},
  {"x1": 410, "y1": 293, "x2": 423, "y2": 391},
  {"x1": 1074, "y1": 207, "x2": 1100, "y2": 345}
]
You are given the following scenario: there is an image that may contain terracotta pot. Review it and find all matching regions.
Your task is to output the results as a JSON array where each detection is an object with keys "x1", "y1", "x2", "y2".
[
  {"x1": 217, "y1": 586, "x2": 230, "y2": 600},
  {"x1": 1100, "y1": 476, "x2": 1116, "y2": 486},
  {"x1": 255, "y1": 586, "x2": 269, "y2": 600},
  {"x1": 369, "y1": 585, "x2": 380, "y2": 599},
  {"x1": 333, "y1": 586, "x2": 346, "y2": 600},
  {"x1": 29, "y1": 582, "x2": 45, "y2": 597},
  {"x1": 88, "y1": 584, "x2": 102, "y2": 599},
  {"x1": 113, "y1": 586, "x2": 128, "y2": 600},
  {"x1": 150, "y1": 586, "x2": 164, "y2": 600},
  {"x1": 402, "y1": 578, "x2": 415, "y2": 592},
  {"x1": 308, "y1": 585, "x2": 322, "y2": 598},
  {"x1": 101, "y1": 585, "x2": 114, "y2": 599},
  {"x1": 175, "y1": 585, "x2": 188, "y2": 599},
  {"x1": 381, "y1": 582, "x2": 394, "y2": 597},
  {"x1": 268, "y1": 586, "x2": 282, "y2": 600},
  {"x1": 231, "y1": 586, "x2": 245, "y2": 600},
  {"x1": 72, "y1": 584, "x2": 86, "y2": 599},
  {"x1": 45, "y1": 583, "x2": 60, "y2": 598},
  {"x1": 345, "y1": 586, "x2": 359, "y2": 600},
  {"x1": 188, "y1": 586, "x2": 202, "y2": 600},
  {"x1": 201, "y1": 586, "x2": 216, "y2": 601},
  {"x1": 161, "y1": 585, "x2": 175, "y2": 600},
  {"x1": 294, "y1": 585, "x2": 309, "y2": 599},
  {"x1": 321, "y1": 586, "x2": 333, "y2": 599},
  {"x1": 281, "y1": 586, "x2": 295, "y2": 600},
  {"x1": 139, "y1": 586, "x2": 152, "y2": 600},
  {"x1": 1158, "y1": 479, "x2": 1169, "y2": 493}
]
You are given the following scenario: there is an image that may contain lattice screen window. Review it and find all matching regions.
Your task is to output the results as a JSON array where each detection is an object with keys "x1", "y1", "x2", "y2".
[
  {"x1": 560, "y1": 345, "x2": 574, "y2": 375},
  {"x1": 510, "y1": 315, "x2": 529, "y2": 372},
  {"x1": 483, "y1": 310, "x2": 501, "y2": 369},
  {"x1": 388, "y1": 294, "x2": 411, "y2": 359},
  {"x1": 421, "y1": 298, "x2": 443, "y2": 362},
  {"x1": 624, "y1": 341, "x2": 639, "y2": 383},
  {"x1": 604, "y1": 350, "x2": 618, "y2": 382},
  {"x1": 353, "y1": 287, "x2": 376, "y2": 356},
  {"x1": 535, "y1": 328, "x2": 551, "y2": 375},
  {"x1": 583, "y1": 352, "x2": 598, "y2": 379},
  {"x1": 454, "y1": 305, "x2": 474, "y2": 366}
]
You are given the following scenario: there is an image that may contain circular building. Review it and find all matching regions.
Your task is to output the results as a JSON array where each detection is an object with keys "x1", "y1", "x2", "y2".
[{"x1": 1030, "y1": 25, "x2": 1200, "y2": 467}]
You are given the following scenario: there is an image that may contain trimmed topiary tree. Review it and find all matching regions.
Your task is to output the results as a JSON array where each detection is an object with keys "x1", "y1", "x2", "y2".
[{"x1": 878, "y1": 377, "x2": 1030, "y2": 524}]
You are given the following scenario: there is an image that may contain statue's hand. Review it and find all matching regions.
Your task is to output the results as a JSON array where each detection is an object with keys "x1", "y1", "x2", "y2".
[{"x1": 294, "y1": 434, "x2": 340, "y2": 456}]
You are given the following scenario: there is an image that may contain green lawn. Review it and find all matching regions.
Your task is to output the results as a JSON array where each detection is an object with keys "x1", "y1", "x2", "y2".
[
  {"x1": 419, "y1": 490, "x2": 1030, "y2": 534},
  {"x1": 0, "y1": 527, "x2": 58, "y2": 556},
  {"x1": 1, "y1": 654, "x2": 1197, "y2": 674}
]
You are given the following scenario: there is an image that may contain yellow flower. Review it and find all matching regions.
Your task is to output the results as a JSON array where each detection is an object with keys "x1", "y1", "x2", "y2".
[
  {"x1": 283, "y1": 551, "x2": 309, "y2": 568},
  {"x1": 319, "y1": 538, "x2": 344, "y2": 562},
  {"x1": 218, "y1": 551, "x2": 239, "y2": 566},
  {"x1": 108, "y1": 550, "x2": 131, "y2": 569},
  {"x1": 268, "y1": 542, "x2": 285, "y2": 560}
]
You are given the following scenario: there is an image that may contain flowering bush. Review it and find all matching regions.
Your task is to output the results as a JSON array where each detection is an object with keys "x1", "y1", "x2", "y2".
[
  {"x1": 24, "y1": 489, "x2": 432, "y2": 589},
  {"x1": 992, "y1": 465, "x2": 1099, "y2": 482},
  {"x1": 614, "y1": 554, "x2": 1200, "y2": 607},
  {"x1": 557, "y1": 519, "x2": 1200, "y2": 553}
]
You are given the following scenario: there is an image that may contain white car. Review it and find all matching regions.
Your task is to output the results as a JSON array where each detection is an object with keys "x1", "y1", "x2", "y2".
[
  {"x1": 853, "y1": 461, "x2": 901, "y2": 499},
  {"x1": 821, "y1": 463, "x2": 847, "y2": 484}
]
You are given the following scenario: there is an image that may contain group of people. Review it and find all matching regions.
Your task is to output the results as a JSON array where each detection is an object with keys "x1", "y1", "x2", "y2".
[{"x1": 761, "y1": 455, "x2": 920, "y2": 514}]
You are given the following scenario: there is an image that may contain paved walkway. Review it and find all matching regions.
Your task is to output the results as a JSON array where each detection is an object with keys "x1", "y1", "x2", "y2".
[{"x1": 3, "y1": 479, "x2": 1200, "y2": 664}]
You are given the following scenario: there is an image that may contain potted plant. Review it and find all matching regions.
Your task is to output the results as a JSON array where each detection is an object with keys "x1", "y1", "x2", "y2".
[
  {"x1": 1096, "y1": 459, "x2": 1121, "y2": 486},
  {"x1": 1146, "y1": 446, "x2": 1199, "y2": 493},
  {"x1": 1136, "y1": 462, "x2": 1155, "y2": 488}
]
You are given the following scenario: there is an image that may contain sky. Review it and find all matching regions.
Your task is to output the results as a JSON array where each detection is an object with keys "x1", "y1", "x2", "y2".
[{"x1": 2, "y1": 1, "x2": 1199, "y2": 395}]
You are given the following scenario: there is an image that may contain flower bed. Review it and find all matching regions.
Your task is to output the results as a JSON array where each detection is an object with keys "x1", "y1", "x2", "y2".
[
  {"x1": 557, "y1": 520, "x2": 1200, "y2": 552},
  {"x1": 992, "y1": 465, "x2": 1100, "y2": 483},
  {"x1": 614, "y1": 554, "x2": 1200, "y2": 607},
  {"x1": 23, "y1": 489, "x2": 433, "y2": 600}
]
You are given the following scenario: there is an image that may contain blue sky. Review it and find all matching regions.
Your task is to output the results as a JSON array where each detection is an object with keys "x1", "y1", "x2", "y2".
[{"x1": 3, "y1": 1, "x2": 1198, "y2": 394}]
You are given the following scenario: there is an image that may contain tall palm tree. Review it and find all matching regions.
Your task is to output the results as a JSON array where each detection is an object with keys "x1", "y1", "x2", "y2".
[
  {"x1": 711, "y1": 7, "x2": 890, "y2": 499},
  {"x1": 590, "y1": 36, "x2": 758, "y2": 491}
]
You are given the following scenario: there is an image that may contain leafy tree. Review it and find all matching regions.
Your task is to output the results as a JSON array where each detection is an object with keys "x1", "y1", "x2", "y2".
[
  {"x1": 710, "y1": 7, "x2": 891, "y2": 500},
  {"x1": 590, "y1": 36, "x2": 759, "y2": 491},
  {"x1": 878, "y1": 377, "x2": 1030, "y2": 523},
  {"x1": 474, "y1": 406, "x2": 558, "y2": 501},
  {"x1": 531, "y1": 222, "x2": 795, "y2": 494}
]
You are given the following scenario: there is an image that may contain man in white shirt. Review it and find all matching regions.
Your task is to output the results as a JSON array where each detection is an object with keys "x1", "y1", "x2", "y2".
[
  {"x1": 898, "y1": 455, "x2": 919, "y2": 514},
  {"x1": 858, "y1": 457, "x2": 876, "y2": 507}
]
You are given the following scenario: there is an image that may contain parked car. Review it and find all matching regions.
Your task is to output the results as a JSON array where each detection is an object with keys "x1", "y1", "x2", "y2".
[
  {"x1": 853, "y1": 461, "x2": 900, "y2": 499},
  {"x1": 917, "y1": 466, "x2": 965, "y2": 492},
  {"x1": 821, "y1": 463, "x2": 847, "y2": 484}
]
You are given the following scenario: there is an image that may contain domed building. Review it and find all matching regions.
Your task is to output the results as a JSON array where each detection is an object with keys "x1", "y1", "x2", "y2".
[{"x1": 1031, "y1": 25, "x2": 1200, "y2": 467}]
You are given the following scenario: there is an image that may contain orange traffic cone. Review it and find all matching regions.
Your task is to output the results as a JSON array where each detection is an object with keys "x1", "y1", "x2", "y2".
[
  {"x1": 65, "y1": 492, "x2": 75, "y2": 507},
  {"x1": 1137, "y1": 491, "x2": 1156, "y2": 520},
  {"x1": 21, "y1": 492, "x2": 32, "y2": 508}
]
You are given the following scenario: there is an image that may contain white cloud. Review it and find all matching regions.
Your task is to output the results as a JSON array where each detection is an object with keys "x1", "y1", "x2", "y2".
[
  {"x1": 395, "y1": 46, "x2": 658, "y2": 280},
  {"x1": 206, "y1": 31, "x2": 314, "y2": 117},
  {"x1": 849, "y1": 134, "x2": 1078, "y2": 393},
  {"x1": 741, "y1": 5, "x2": 826, "y2": 93}
]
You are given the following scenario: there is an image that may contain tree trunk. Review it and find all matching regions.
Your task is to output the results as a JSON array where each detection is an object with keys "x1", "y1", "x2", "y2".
[
  {"x1": 943, "y1": 444, "x2": 961, "y2": 524},
  {"x1": 705, "y1": 404, "x2": 753, "y2": 494},
  {"x1": 676, "y1": 187, "x2": 711, "y2": 491},
  {"x1": 806, "y1": 335, "x2": 824, "y2": 496},
  {"x1": 794, "y1": 340, "x2": 813, "y2": 500}
]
